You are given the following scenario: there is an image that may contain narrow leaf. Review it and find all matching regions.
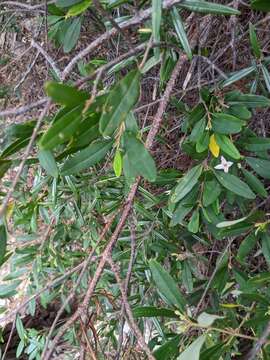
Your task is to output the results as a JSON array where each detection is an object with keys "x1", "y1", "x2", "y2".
[
  {"x1": 171, "y1": 7, "x2": 192, "y2": 60},
  {"x1": 61, "y1": 139, "x2": 113, "y2": 175},
  {"x1": 99, "y1": 70, "x2": 141, "y2": 136},
  {"x1": 214, "y1": 171, "x2": 256, "y2": 199},
  {"x1": 149, "y1": 259, "x2": 186, "y2": 311}
]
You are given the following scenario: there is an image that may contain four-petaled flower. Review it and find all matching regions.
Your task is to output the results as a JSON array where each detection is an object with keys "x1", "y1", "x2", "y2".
[{"x1": 214, "y1": 156, "x2": 233, "y2": 173}]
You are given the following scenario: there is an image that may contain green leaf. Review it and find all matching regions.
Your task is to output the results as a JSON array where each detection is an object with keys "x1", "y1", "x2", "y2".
[
  {"x1": 113, "y1": 149, "x2": 122, "y2": 177},
  {"x1": 1, "y1": 137, "x2": 30, "y2": 158},
  {"x1": 16, "y1": 316, "x2": 25, "y2": 341},
  {"x1": 63, "y1": 17, "x2": 81, "y2": 53},
  {"x1": 154, "y1": 336, "x2": 180, "y2": 360},
  {"x1": 261, "y1": 64, "x2": 270, "y2": 93},
  {"x1": 171, "y1": 7, "x2": 192, "y2": 60},
  {"x1": 123, "y1": 153, "x2": 137, "y2": 184},
  {"x1": 187, "y1": 209, "x2": 199, "y2": 233},
  {"x1": 61, "y1": 139, "x2": 113, "y2": 175},
  {"x1": 216, "y1": 216, "x2": 248, "y2": 228},
  {"x1": 262, "y1": 233, "x2": 270, "y2": 266},
  {"x1": 227, "y1": 104, "x2": 251, "y2": 120},
  {"x1": 0, "y1": 160, "x2": 12, "y2": 179},
  {"x1": 140, "y1": 55, "x2": 161, "y2": 74},
  {"x1": 187, "y1": 104, "x2": 205, "y2": 126},
  {"x1": 200, "y1": 343, "x2": 226, "y2": 360},
  {"x1": 182, "y1": 261, "x2": 193, "y2": 292},
  {"x1": 226, "y1": 92, "x2": 270, "y2": 108},
  {"x1": 38, "y1": 150, "x2": 59, "y2": 178},
  {"x1": 16, "y1": 339, "x2": 25, "y2": 359},
  {"x1": 0, "y1": 223, "x2": 7, "y2": 264},
  {"x1": 211, "y1": 113, "x2": 244, "y2": 135},
  {"x1": 149, "y1": 259, "x2": 186, "y2": 311},
  {"x1": 99, "y1": 70, "x2": 141, "y2": 136},
  {"x1": 66, "y1": 0, "x2": 91, "y2": 17},
  {"x1": 203, "y1": 179, "x2": 221, "y2": 207},
  {"x1": 243, "y1": 137, "x2": 270, "y2": 151},
  {"x1": 0, "y1": 280, "x2": 21, "y2": 298},
  {"x1": 246, "y1": 157, "x2": 270, "y2": 179},
  {"x1": 152, "y1": 0, "x2": 162, "y2": 59},
  {"x1": 196, "y1": 131, "x2": 209, "y2": 153},
  {"x1": 39, "y1": 105, "x2": 83, "y2": 150},
  {"x1": 179, "y1": 1, "x2": 240, "y2": 15},
  {"x1": 56, "y1": 0, "x2": 82, "y2": 7},
  {"x1": 242, "y1": 168, "x2": 267, "y2": 198},
  {"x1": 124, "y1": 133, "x2": 157, "y2": 182},
  {"x1": 197, "y1": 312, "x2": 223, "y2": 327},
  {"x1": 171, "y1": 165, "x2": 202, "y2": 203},
  {"x1": 221, "y1": 66, "x2": 256, "y2": 88},
  {"x1": 171, "y1": 204, "x2": 193, "y2": 226},
  {"x1": 214, "y1": 171, "x2": 256, "y2": 199},
  {"x1": 249, "y1": 23, "x2": 261, "y2": 58},
  {"x1": 45, "y1": 82, "x2": 88, "y2": 107},
  {"x1": 251, "y1": 0, "x2": 270, "y2": 12},
  {"x1": 190, "y1": 118, "x2": 206, "y2": 142},
  {"x1": 215, "y1": 134, "x2": 241, "y2": 159},
  {"x1": 237, "y1": 232, "x2": 257, "y2": 262},
  {"x1": 133, "y1": 306, "x2": 177, "y2": 318},
  {"x1": 178, "y1": 335, "x2": 206, "y2": 360}
]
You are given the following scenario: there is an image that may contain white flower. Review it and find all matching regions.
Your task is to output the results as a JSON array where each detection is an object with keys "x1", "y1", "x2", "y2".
[{"x1": 214, "y1": 156, "x2": 233, "y2": 173}]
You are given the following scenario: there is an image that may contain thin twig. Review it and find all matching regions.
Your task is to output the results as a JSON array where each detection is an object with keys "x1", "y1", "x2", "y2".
[
  {"x1": 1, "y1": 319, "x2": 15, "y2": 360},
  {"x1": 62, "y1": 0, "x2": 184, "y2": 79},
  {"x1": 0, "y1": 100, "x2": 51, "y2": 219},
  {"x1": 0, "y1": 98, "x2": 48, "y2": 118},
  {"x1": 14, "y1": 50, "x2": 40, "y2": 92},
  {"x1": 31, "y1": 40, "x2": 62, "y2": 79},
  {"x1": 116, "y1": 221, "x2": 137, "y2": 360},
  {"x1": 193, "y1": 237, "x2": 235, "y2": 317},
  {"x1": 108, "y1": 257, "x2": 155, "y2": 360}
]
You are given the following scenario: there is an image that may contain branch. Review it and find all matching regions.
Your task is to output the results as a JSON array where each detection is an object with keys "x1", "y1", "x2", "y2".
[
  {"x1": 108, "y1": 257, "x2": 155, "y2": 360},
  {"x1": 0, "y1": 1, "x2": 55, "y2": 9},
  {"x1": 42, "y1": 54, "x2": 184, "y2": 360},
  {"x1": 0, "y1": 100, "x2": 51, "y2": 219},
  {"x1": 62, "y1": 0, "x2": 184, "y2": 79},
  {"x1": 31, "y1": 40, "x2": 62, "y2": 79},
  {"x1": 0, "y1": 99, "x2": 48, "y2": 118}
]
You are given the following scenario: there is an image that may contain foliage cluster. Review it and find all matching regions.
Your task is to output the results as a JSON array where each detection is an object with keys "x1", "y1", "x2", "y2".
[{"x1": 1, "y1": 0, "x2": 270, "y2": 359}]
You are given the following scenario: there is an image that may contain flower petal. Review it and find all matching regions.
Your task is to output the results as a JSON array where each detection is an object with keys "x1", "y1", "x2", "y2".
[
  {"x1": 221, "y1": 156, "x2": 227, "y2": 165},
  {"x1": 214, "y1": 164, "x2": 224, "y2": 170}
]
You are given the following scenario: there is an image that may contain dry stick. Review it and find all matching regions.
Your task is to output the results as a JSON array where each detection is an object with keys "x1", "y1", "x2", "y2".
[
  {"x1": 0, "y1": 98, "x2": 48, "y2": 118},
  {"x1": 1, "y1": 319, "x2": 15, "y2": 360},
  {"x1": 0, "y1": 1, "x2": 55, "y2": 9},
  {"x1": 79, "y1": 317, "x2": 99, "y2": 360},
  {"x1": 0, "y1": 100, "x2": 51, "y2": 219},
  {"x1": 116, "y1": 222, "x2": 137, "y2": 360},
  {"x1": 14, "y1": 50, "x2": 40, "y2": 92},
  {"x1": 43, "y1": 55, "x2": 185, "y2": 360},
  {"x1": 246, "y1": 321, "x2": 270, "y2": 360},
  {"x1": 62, "y1": 0, "x2": 184, "y2": 79},
  {"x1": 0, "y1": 41, "x2": 187, "y2": 120},
  {"x1": 83, "y1": 68, "x2": 103, "y2": 113},
  {"x1": 31, "y1": 40, "x2": 62, "y2": 79},
  {"x1": 108, "y1": 257, "x2": 155, "y2": 360}
]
